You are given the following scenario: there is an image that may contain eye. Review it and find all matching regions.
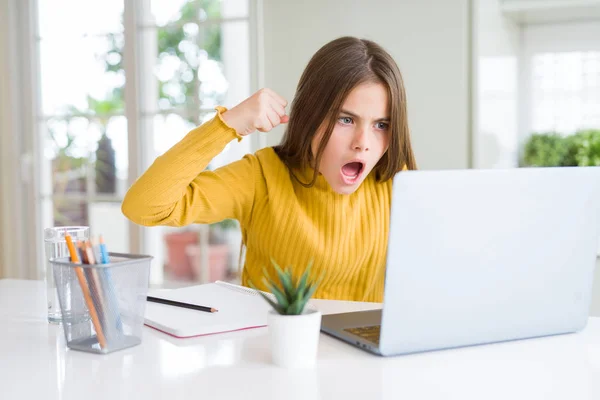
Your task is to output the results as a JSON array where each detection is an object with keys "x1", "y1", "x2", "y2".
[
  {"x1": 375, "y1": 122, "x2": 389, "y2": 131},
  {"x1": 338, "y1": 116, "x2": 353, "y2": 125}
]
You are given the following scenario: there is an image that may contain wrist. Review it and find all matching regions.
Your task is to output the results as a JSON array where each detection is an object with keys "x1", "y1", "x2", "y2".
[{"x1": 221, "y1": 109, "x2": 248, "y2": 136}]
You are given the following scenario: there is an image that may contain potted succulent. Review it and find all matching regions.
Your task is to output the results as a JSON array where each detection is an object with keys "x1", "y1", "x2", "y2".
[{"x1": 251, "y1": 260, "x2": 323, "y2": 368}]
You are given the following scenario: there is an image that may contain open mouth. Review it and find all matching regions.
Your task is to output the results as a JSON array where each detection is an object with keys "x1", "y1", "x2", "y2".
[{"x1": 341, "y1": 161, "x2": 365, "y2": 184}]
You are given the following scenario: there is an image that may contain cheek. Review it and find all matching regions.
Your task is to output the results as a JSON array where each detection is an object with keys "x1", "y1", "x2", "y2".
[
  {"x1": 378, "y1": 132, "x2": 391, "y2": 155},
  {"x1": 323, "y1": 130, "x2": 348, "y2": 158},
  {"x1": 327, "y1": 128, "x2": 346, "y2": 148}
]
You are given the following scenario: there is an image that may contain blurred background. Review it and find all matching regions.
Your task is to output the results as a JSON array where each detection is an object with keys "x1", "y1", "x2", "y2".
[{"x1": 0, "y1": 0, "x2": 599, "y2": 296}]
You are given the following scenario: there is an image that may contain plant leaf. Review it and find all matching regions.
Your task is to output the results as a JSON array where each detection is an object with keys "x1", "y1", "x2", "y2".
[
  {"x1": 297, "y1": 298, "x2": 310, "y2": 315},
  {"x1": 298, "y1": 267, "x2": 323, "y2": 300},
  {"x1": 303, "y1": 282, "x2": 319, "y2": 303},
  {"x1": 249, "y1": 281, "x2": 285, "y2": 315},
  {"x1": 293, "y1": 277, "x2": 305, "y2": 305},
  {"x1": 287, "y1": 298, "x2": 304, "y2": 315},
  {"x1": 262, "y1": 266, "x2": 292, "y2": 308},
  {"x1": 296, "y1": 261, "x2": 313, "y2": 295},
  {"x1": 270, "y1": 258, "x2": 294, "y2": 299},
  {"x1": 291, "y1": 261, "x2": 313, "y2": 305},
  {"x1": 286, "y1": 265, "x2": 298, "y2": 298},
  {"x1": 262, "y1": 277, "x2": 289, "y2": 309}
]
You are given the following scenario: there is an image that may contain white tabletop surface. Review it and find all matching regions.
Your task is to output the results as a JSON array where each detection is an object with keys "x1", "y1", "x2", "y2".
[{"x1": 2, "y1": 279, "x2": 600, "y2": 400}]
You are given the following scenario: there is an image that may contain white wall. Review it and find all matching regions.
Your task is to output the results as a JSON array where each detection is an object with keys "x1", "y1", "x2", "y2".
[
  {"x1": 260, "y1": 0, "x2": 472, "y2": 170},
  {"x1": 475, "y1": 0, "x2": 520, "y2": 169},
  {"x1": 523, "y1": 20, "x2": 600, "y2": 54}
]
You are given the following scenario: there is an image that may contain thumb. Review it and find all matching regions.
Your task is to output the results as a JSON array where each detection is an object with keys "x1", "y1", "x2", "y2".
[{"x1": 280, "y1": 115, "x2": 290, "y2": 124}]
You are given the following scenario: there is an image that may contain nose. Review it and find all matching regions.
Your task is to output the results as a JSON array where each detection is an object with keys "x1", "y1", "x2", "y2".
[{"x1": 352, "y1": 126, "x2": 370, "y2": 151}]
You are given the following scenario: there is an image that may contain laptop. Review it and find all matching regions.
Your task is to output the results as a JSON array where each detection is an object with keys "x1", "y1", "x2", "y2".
[{"x1": 321, "y1": 167, "x2": 600, "y2": 356}]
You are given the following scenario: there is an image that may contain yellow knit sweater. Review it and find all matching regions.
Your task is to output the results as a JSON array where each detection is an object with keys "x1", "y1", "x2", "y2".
[{"x1": 122, "y1": 107, "x2": 392, "y2": 302}]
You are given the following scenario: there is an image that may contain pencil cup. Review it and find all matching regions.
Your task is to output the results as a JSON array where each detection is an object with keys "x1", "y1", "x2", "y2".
[
  {"x1": 50, "y1": 253, "x2": 153, "y2": 354},
  {"x1": 44, "y1": 227, "x2": 90, "y2": 324}
]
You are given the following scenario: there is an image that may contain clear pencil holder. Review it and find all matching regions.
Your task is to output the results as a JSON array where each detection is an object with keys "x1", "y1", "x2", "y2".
[{"x1": 50, "y1": 253, "x2": 153, "y2": 354}]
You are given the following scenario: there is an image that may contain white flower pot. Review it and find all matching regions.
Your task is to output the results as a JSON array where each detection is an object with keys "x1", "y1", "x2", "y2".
[{"x1": 267, "y1": 309, "x2": 322, "y2": 368}]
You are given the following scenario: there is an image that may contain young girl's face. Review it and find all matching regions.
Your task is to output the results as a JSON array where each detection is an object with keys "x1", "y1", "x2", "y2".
[{"x1": 311, "y1": 82, "x2": 391, "y2": 195}]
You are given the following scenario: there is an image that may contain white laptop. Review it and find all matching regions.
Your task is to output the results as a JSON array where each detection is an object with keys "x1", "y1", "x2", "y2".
[{"x1": 321, "y1": 167, "x2": 600, "y2": 356}]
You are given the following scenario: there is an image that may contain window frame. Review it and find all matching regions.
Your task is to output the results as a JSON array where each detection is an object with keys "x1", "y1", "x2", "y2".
[
  {"x1": 3, "y1": 0, "x2": 262, "y2": 280},
  {"x1": 519, "y1": 20, "x2": 600, "y2": 147}
]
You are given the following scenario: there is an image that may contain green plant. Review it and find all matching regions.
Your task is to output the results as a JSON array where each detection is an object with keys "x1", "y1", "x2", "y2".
[
  {"x1": 520, "y1": 130, "x2": 600, "y2": 167},
  {"x1": 558, "y1": 134, "x2": 580, "y2": 167},
  {"x1": 95, "y1": 133, "x2": 116, "y2": 194},
  {"x1": 206, "y1": 218, "x2": 238, "y2": 245},
  {"x1": 250, "y1": 259, "x2": 322, "y2": 316},
  {"x1": 214, "y1": 218, "x2": 237, "y2": 230},
  {"x1": 574, "y1": 130, "x2": 600, "y2": 166},
  {"x1": 101, "y1": 0, "x2": 224, "y2": 127},
  {"x1": 521, "y1": 133, "x2": 572, "y2": 167}
]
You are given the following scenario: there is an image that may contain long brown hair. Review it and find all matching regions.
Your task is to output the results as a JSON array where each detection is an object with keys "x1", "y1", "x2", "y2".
[{"x1": 274, "y1": 36, "x2": 417, "y2": 186}]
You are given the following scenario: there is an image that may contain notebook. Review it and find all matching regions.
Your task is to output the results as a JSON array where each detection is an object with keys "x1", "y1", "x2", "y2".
[{"x1": 144, "y1": 281, "x2": 299, "y2": 338}]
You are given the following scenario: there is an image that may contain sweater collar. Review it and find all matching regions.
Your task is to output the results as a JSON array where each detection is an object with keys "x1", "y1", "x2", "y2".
[{"x1": 292, "y1": 164, "x2": 334, "y2": 192}]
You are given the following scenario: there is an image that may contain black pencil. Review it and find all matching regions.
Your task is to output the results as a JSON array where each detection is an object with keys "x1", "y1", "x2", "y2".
[{"x1": 147, "y1": 296, "x2": 218, "y2": 313}]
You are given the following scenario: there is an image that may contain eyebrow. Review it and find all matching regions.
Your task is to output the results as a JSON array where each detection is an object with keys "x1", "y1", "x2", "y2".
[{"x1": 339, "y1": 109, "x2": 390, "y2": 123}]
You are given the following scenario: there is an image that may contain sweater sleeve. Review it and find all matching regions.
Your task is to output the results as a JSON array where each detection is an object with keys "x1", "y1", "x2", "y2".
[{"x1": 121, "y1": 107, "x2": 258, "y2": 228}]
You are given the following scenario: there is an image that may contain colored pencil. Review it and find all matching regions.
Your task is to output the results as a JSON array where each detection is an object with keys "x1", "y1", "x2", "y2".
[
  {"x1": 94, "y1": 236, "x2": 124, "y2": 336},
  {"x1": 65, "y1": 234, "x2": 107, "y2": 349},
  {"x1": 99, "y1": 236, "x2": 110, "y2": 264}
]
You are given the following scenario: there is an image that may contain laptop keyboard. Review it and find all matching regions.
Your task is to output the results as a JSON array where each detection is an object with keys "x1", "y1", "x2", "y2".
[{"x1": 344, "y1": 325, "x2": 381, "y2": 345}]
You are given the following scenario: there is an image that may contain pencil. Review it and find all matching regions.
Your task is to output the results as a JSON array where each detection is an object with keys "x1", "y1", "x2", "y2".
[
  {"x1": 65, "y1": 234, "x2": 80, "y2": 263},
  {"x1": 92, "y1": 238, "x2": 103, "y2": 265},
  {"x1": 85, "y1": 240, "x2": 96, "y2": 265},
  {"x1": 92, "y1": 236, "x2": 124, "y2": 337},
  {"x1": 99, "y1": 235, "x2": 110, "y2": 264},
  {"x1": 146, "y1": 296, "x2": 218, "y2": 313},
  {"x1": 78, "y1": 241, "x2": 88, "y2": 264},
  {"x1": 65, "y1": 234, "x2": 107, "y2": 349}
]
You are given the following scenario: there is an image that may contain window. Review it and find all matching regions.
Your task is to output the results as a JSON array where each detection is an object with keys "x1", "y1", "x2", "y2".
[
  {"x1": 38, "y1": 0, "x2": 129, "y2": 255},
  {"x1": 523, "y1": 21, "x2": 600, "y2": 137},
  {"x1": 35, "y1": 0, "x2": 255, "y2": 286},
  {"x1": 531, "y1": 51, "x2": 600, "y2": 134}
]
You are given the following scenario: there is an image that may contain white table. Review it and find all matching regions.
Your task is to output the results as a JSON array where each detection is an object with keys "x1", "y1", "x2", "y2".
[{"x1": 2, "y1": 279, "x2": 600, "y2": 400}]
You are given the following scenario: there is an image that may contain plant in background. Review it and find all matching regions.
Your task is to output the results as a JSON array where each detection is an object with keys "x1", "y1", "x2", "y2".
[
  {"x1": 574, "y1": 130, "x2": 600, "y2": 166},
  {"x1": 208, "y1": 218, "x2": 238, "y2": 244},
  {"x1": 101, "y1": 0, "x2": 224, "y2": 127},
  {"x1": 521, "y1": 130, "x2": 600, "y2": 167},
  {"x1": 95, "y1": 133, "x2": 117, "y2": 194},
  {"x1": 521, "y1": 133, "x2": 572, "y2": 167},
  {"x1": 49, "y1": 128, "x2": 89, "y2": 226},
  {"x1": 250, "y1": 259, "x2": 322, "y2": 316},
  {"x1": 87, "y1": 94, "x2": 120, "y2": 194}
]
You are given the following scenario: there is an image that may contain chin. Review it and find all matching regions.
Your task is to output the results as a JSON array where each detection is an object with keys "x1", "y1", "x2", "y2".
[
  {"x1": 332, "y1": 187, "x2": 356, "y2": 195},
  {"x1": 329, "y1": 180, "x2": 362, "y2": 195}
]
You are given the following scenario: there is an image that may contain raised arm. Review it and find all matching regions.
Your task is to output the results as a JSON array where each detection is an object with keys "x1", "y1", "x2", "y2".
[{"x1": 122, "y1": 89, "x2": 288, "y2": 228}]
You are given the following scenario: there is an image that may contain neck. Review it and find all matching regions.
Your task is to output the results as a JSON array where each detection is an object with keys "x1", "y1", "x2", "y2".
[{"x1": 293, "y1": 164, "x2": 332, "y2": 192}]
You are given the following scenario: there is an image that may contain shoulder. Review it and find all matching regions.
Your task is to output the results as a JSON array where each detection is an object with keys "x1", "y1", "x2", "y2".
[
  {"x1": 250, "y1": 147, "x2": 296, "y2": 193},
  {"x1": 253, "y1": 147, "x2": 289, "y2": 177},
  {"x1": 223, "y1": 147, "x2": 284, "y2": 175},
  {"x1": 254, "y1": 147, "x2": 284, "y2": 166}
]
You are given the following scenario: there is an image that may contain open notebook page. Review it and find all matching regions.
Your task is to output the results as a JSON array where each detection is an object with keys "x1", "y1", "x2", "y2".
[{"x1": 144, "y1": 282, "x2": 276, "y2": 338}]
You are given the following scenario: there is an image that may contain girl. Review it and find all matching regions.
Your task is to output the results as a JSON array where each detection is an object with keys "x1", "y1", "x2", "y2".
[{"x1": 122, "y1": 36, "x2": 417, "y2": 302}]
